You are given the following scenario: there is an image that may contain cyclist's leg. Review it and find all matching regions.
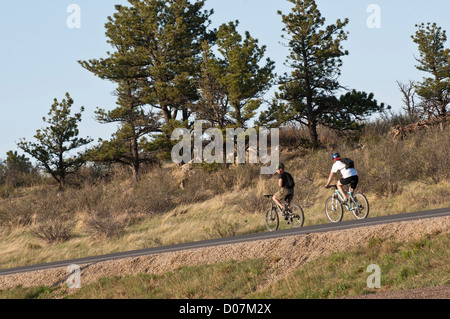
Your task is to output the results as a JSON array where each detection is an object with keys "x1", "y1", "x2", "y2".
[
  {"x1": 283, "y1": 189, "x2": 294, "y2": 220},
  {"x1": 273, "y1": 189, "x2": 286, "y2": 210},
  {"x1": 285, "y1": 190, "x2": 294, "y2": 210},
  {"x1": 350, "y1": 176, "x2": 359, "y2": 192},
  {"x1": 347, "y1": 176, "x2": 359, "y2": 195},
  {"x1": 337, "y1": 179, "x2": 348, "y2": 202},
  {"x1": 349, "y1": 176, "x2": 360, "y2": 204}
]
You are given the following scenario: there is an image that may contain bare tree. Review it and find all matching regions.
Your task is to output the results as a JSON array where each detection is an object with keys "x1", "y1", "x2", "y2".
[{"x1": 396, "y1": 80, "x2": 419, "y2": 120}]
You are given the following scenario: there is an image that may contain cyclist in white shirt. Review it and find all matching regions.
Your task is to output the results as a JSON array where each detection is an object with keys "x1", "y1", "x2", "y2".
[{"x1": 325, "y1": 153, "x2": 359, "y2": 205}]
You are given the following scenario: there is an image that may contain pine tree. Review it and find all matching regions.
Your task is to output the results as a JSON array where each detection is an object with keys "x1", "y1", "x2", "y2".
[
  {"x1": 3, "y1": 151, "x2": 33, "y2": 174},
  {"x1": 0, "y1": 151, "x2": 36, "y2": 188},
  {"x1": 195, "y1": 21, "x2": 275, "y2": 128},
  {"x1": 17, "y1": 93, "x2": 92, "y2": 189},
  {"x1": 216, "y1": 21, "x2": 275, "y2": 128},
  {"x1": 193, "y1": 41, "x2": 232, "y2": 129},
  {"x1": 259, "y1": 0, "x2": 387, "y2": 146},
  {"x1": 79, "y1": 0, "x2": 215, "y2": 180},
  {"x1": 412, "y1": 22, "x2": 449, "y2": 130}
]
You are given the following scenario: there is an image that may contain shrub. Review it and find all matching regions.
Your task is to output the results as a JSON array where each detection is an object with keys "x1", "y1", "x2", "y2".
[
  {"x1": 32, "y1": 217, "x2": 73, "y2": 243},
  {"x1": 0, "y1": 198, "x2": 34, "y2": 229},
  {"x1": 28, "y1": 189, "x2": 75, "y2": 243},
  {"x1": 238, "y1": 189, "x2": 268, "y2": 215},
  {"x1": 85, "y1": 206, "x2": 129, "y2": 239}
]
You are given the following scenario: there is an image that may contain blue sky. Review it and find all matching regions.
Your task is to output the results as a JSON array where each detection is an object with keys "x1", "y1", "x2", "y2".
[{"x1": 0, "y1": 0, "x2": 449, "y2": 159}]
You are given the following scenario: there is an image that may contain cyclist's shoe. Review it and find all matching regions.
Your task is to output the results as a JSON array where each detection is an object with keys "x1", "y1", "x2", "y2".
[{"x1": 342, "y1": 198, "x2": 349, "y2": 207}]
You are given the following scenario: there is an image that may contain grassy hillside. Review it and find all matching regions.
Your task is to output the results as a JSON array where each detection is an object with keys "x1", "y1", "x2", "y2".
[
  {"x1": 1, "y1": 230, "x2": 448, "y2": 299},
  {"x1": 0, "y1": 122, "x2": 449, "y2": 272}
]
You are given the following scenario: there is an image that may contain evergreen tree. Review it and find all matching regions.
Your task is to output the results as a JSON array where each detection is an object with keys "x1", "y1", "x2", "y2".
[
  {"x1": 212, "y1": 21, "x2": 275, "y2": 128},
  {"x1": 412, "y1": 22, "x2": 449, "y2": 130},
  {"x1": 79, "y1": 0, "x2": 215, "y2": 180},
  {"x1": 259, "y1": 0, "x2": 386, "y2": 146},
  {"x1": 195, "y1": 21, "x2": 275, "y2": 129},
  {"x1": 3, "y1": 151, "x2": 33, "y2": 174},
  {"x1": 17, "y1": 93, "x2": 92, "y2": 189},
  {"x1": 0, "y1": 151, "x2": 36, "y2": 188},
  {"x1": 194, "y1": 41, "x2": 232, "y2": 129}
]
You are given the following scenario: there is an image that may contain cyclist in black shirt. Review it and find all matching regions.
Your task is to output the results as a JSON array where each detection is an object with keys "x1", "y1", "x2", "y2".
[{"x1": 272, "y1": 163, "x2": 295, "y2": 214}]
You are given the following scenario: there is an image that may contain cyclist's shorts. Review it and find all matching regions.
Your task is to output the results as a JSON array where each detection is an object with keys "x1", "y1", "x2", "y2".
[
  {"x1": 274, "y1": 187, "x2": 294, "y2": 204},
  {"x1": 340, "y1": 175, "x2": 359, "y2": 190}
]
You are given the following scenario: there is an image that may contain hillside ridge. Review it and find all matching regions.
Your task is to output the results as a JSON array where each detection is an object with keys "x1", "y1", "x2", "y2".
[{"x1": 0, "y1": 215, "x2": 448, "y2": 298}]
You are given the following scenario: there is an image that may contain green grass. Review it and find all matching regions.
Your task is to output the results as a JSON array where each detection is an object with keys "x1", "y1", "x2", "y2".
[
  {"x1": 251, "y1": 231, "x2": 450, "y2": 299},
  {"x1": 1, "y1": 231, "x2": 448, "y2": 299},
  {"x1": 66, "y1": 259, "x2": 268, "y2": 299},
  {"x1": 0, "y1": 285, "x2": 53, "y2": 299}
]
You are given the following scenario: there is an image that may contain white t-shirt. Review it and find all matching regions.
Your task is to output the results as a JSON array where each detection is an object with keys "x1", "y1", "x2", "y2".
[{"x1": 331, "y1": 160, "x2": 358, "y2": 179}]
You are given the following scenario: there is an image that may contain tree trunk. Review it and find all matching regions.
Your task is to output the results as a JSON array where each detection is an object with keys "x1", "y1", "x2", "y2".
[
  {"x1": 439, "y1": 104, "x2": 447, "y2": 131},
  {"x1": 131, "y1": 163, "x2": 140, "y2": 182},
  {"x1": 308, "y1": 122, "x2": 319, "y2": 147},
  {"x1": 130, "y1": 130, "x2": 140, "y2": 182},
  {"x1": 59, "y1": 176, "x2": 65, "y2": 190}
]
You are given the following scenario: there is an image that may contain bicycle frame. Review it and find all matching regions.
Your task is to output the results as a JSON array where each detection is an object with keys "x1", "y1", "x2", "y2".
[
  {"x1": 331, "y1": 187, "x2": 359, "y2": 211},
  {"x1": 325, "y1": 185, "x2": 369, "y2": 222},
  {"x1": 271, "y1": 200, "x2": 287, "y2": 214}
]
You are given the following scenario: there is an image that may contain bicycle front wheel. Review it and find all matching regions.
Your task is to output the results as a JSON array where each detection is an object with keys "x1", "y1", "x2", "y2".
[
  {"x1": 265, "y1": 207, "x2": 279, "y2": 231},
  {"x1": 351, "y1": 193, "x2": 369, "y2": 219},
  {"x1": 288, "y1": 204, "x2": 304, "y2": 228},
  {"x1": 325, "y1": 196, "x2": 343, "y2": 223}
]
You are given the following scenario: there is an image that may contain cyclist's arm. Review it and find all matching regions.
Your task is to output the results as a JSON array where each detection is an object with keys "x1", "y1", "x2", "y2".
[
  {"x1": 325, "y1": 171, "x2": 335, "y2": 187},
  {"x1": 278, "y1": 176, "x2": 283, "y2": 187}
]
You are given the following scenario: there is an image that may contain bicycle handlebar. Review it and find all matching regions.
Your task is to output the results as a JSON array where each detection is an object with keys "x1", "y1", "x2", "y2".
[{"x1": 326, "y1": 185, "x2": 338, "y2": 189}]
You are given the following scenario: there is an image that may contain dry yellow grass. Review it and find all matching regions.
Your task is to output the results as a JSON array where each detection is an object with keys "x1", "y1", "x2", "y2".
[
  {"x1": 0, "y1": 126, "x2": 449, "y2": 271},
  {"x1": 0, "y1": 176, "x2": 449, "y2": 271}
]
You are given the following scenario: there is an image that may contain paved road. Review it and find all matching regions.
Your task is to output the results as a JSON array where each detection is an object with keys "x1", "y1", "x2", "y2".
[{"x1": 0, "y1": 207, "x2": 449, "y2": 276}]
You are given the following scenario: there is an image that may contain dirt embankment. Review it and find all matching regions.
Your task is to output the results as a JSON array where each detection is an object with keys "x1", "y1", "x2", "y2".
[{"x1": 0, "y1": 216, "x2": 449, "y2": 298}]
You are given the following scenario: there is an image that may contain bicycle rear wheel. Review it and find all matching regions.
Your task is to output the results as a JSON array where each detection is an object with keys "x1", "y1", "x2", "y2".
[
  {"x1": 351, "y1": 193, "x2": 369, "y2": 219},
  {"x1": 288, "y1": 204, "x2": 304, "y2": 228},
  {"x1": 325, "y1": 196, "x2": 343, "y2": 223},
  {"x1": 265, "y1": 207, "x2": 279, "y2": 231}
]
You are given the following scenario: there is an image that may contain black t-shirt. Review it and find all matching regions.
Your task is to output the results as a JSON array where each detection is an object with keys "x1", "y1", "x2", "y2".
[{"x1": 279, "y1": 171, "x2": 289, "y2": 188}]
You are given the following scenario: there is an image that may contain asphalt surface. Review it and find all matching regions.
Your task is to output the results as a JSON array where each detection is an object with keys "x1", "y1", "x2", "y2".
[{"x1": 0, "y1": 207, "x2": 449, "y2": 277}]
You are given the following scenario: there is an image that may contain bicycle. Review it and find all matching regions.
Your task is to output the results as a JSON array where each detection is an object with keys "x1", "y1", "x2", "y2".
[
  {"x1": 263, "y1": 195, "x2": 305, "y2": 231},
  {"x1": 325, "y1": 185, "x2": 369, "y2": 222}
]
